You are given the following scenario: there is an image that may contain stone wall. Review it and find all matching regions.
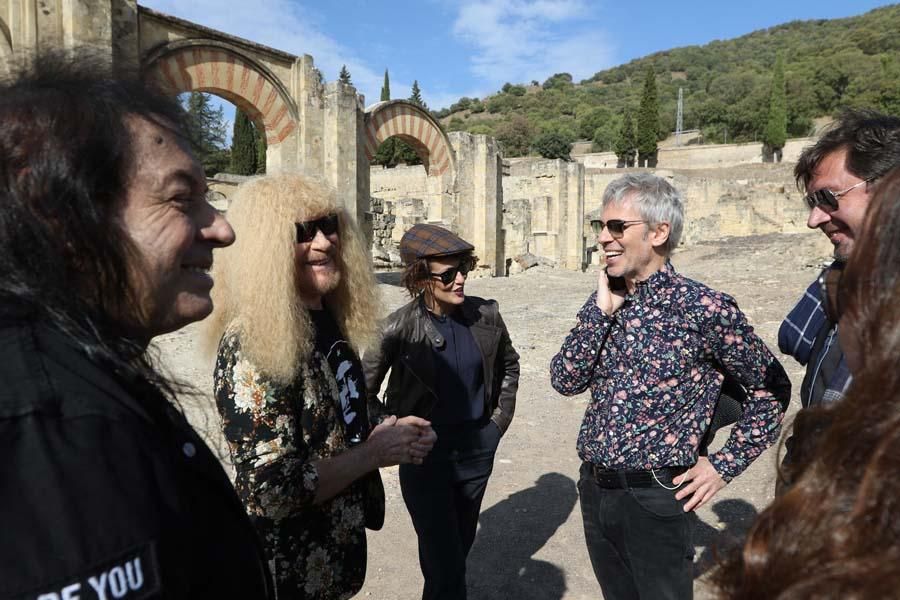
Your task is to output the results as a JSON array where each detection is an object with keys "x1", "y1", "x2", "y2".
[
  {"x1": 575, "y1": 137, "x2": 816, "y2": 170},
  {"x1": 580, "y1": 162, "x2": 830, "y2": 265},
  {"x1": 502, "y1": 159, "x2": 584, "y2": 270}
]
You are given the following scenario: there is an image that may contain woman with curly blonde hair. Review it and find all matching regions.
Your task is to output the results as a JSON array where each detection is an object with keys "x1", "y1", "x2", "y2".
[{"x1": 203, "y1": 173, "x2": 436, "y2": 600}]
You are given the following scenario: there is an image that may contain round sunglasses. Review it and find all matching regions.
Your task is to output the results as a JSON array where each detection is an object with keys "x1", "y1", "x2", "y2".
[{"x1": 295, "y1": 214, "x2": 339, "y2": 243}]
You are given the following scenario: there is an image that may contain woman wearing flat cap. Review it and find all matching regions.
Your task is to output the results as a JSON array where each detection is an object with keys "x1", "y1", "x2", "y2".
[{"x1": 363, "y1": 223, "x2": 520, "y2": 600}]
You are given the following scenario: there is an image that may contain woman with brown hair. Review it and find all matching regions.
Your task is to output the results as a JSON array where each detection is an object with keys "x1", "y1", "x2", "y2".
[
  {"x1": 363, "y1": 223, "x2": 520, "y2": 600},
  {"x1": 713, "y1": 166, "x2": 900, "y2": 598}
]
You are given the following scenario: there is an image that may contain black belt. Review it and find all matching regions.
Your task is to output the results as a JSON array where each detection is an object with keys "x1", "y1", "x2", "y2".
[{"x1": 589, "y1": 464, "x2": 688, "y2": 489}]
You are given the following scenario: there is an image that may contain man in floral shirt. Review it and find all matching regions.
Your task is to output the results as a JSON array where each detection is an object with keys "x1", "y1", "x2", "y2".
[{"x1": 550, "y1": 173, "x2": 790, "y2": 600}]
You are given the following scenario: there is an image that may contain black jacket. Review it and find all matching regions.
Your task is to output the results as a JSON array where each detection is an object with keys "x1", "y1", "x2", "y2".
[
  {"x1": 0, "y1": 313, "x2": 272, "y2": 599},
  {"x1": 363, "y1": 296, "x2": 520, "y2": 434}
]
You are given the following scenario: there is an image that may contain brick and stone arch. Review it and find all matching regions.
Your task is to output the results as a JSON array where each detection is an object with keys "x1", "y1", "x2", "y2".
[
  {"x1": 142, "y1": 40, "x2": 299, "y2": 146},
  {"x1": 364, "y1": 100, "x2": 455, "y2": 176}
]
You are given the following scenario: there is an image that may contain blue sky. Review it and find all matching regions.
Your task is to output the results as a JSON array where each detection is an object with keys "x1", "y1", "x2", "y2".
[{"x1": 142, "y1": 0, "x2": 895, "y2": 116}]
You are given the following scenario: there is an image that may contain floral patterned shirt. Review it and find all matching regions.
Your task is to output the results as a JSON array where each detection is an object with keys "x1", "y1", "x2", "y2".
[
  {"x1": 550, "y1": 262, "x2": 790, "y2": 482},
  {"x1": 215, "y1": 332, "x2": 368, "y2": 600}
]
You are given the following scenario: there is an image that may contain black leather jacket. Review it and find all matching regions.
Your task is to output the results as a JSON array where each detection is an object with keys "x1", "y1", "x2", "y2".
[
  {"x1": 363, "y1": 295, "x2": 520, "y2": 434},
  {"x1": 0, "y1": 308, "x2": 273, "y2": 599}
]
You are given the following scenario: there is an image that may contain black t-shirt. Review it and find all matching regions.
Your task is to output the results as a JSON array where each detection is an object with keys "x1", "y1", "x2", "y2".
[{"x1": 310, "y1": 308, "x2": 369, "y2": 443}]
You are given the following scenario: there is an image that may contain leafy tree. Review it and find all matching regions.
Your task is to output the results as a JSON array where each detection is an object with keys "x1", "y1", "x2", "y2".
[
  {"x1": 494, "y1": 114, "x2": 533, "y2": 157},
  {"x1": 578, "y1": 107, "x2": 613, "y2": 140},
  {"x1": 636, "y1": 68, "x2": 659, "y2": 166},
  {"x1": 182, "y1": 92, "x2": 229, "y2": 176},
  {"x1": 508, "y1": 85, "x2": 527, "y2": 96},
  {"x1": 532, "y1": 131, "x2": 572, "y2": 160},
  {"x1": 592, "y1": 120, "x2": 620, "y2": 152},
  {"x1": 409, "y1": 80, "x2": 427, "y2": 109},
  {"x1": 614, "y1": 110, "x2": 637, "y2": 167},
  {"x1": 380, "y1": 69, "x2": 390, "y2": 102},
  {"x1": 763, "y1": 54, "x2": 788, "y2": 161},
  {"x1": 542, "y1": 73, "x2": 573, "y2": 90},
  {"x1": 229, "y1": 108, "x2": 258, "y2": 175},
  {"x1": 339, "y1": 65, "x2": 352, "y2": 85},
  {"x1": 449, "y1": 97, "x2": 472, "y2": 113}
]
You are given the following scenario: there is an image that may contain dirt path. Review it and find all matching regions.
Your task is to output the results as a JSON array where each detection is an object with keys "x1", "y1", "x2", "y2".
[{"x1": 156, "y1": 230, "x2": 832, "y2": 600}]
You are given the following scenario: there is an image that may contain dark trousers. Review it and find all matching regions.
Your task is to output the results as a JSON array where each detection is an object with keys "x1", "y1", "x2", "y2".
[
  {"x1": 577, "y1": 462, "x2": 695, "y2": 600},
  {"x1": 399, "y1": 420, "x2": 501, "y2": 600}
]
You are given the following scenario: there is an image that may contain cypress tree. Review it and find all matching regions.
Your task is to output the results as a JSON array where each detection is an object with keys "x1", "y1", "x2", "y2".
[
  {"x1": 409, "y1": 80, "x2": 427, "y2": 109},
  {"x1": 615, "y1": 110, "x2": 637, "y2": 167},
  {"x1": 229, "y1": 108, "x2": 258, "y2": 175},
  {"x1": 339, "y1": 65, "x2": 352, "y2": 85},
  {"x1": 380, "y1": 69, "x2": 390, "y2": 102},
  {"x1": 636, "y1": 68, "x2": 659, "y2": 167},
  {"x1": 183, "y1": 92, "x2": 229, "y2": 176},
  {"x1": 763, "y1": 54, "x2": 788, "y2": 162}
]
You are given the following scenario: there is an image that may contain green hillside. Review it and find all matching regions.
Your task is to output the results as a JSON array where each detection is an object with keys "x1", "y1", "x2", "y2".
[{"x1": 434, "y1": 4, "x2": 900, "y2": 156}]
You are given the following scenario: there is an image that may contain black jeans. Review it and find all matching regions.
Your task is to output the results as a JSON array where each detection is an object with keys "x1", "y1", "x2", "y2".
[
  {"x1": 399, "y1": 420, "x2": 501, "y2": 600},
  {"x1": 577, "y1": 462, "x2": 695, "y2": 600}
]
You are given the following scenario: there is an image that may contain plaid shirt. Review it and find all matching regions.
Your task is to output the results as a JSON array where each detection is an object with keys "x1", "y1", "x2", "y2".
[
  {"x1": 778, "y1": 278, "x2": 827, "y2": 366},
  {"x1": 779, "y1": 271, "x2": 851, "y2": 406}
]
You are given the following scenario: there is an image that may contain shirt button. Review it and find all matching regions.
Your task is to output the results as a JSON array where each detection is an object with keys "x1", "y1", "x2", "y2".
[{"x1": 182, "y1": 442, "x2": 197, "y2": 458}]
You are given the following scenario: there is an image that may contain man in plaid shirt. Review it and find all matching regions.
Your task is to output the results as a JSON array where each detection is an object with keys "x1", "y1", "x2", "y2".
[{"x1": 779, "y1": 109, "x2": 900, "y2": 485}]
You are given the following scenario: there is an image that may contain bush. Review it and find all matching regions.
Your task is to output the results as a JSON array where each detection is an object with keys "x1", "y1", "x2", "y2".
[{"x1": 532, "y1": 131, "x2": 573, "y2": 160}]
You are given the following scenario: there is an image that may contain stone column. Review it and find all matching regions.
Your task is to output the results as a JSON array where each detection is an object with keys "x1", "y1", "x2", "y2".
[
  {"x1": 324, "y1": 79, "x2": 365, "y2": 225},
  {"x1": 291, "y1": 54, "x2": 323, "y2": 176},
  {"x1": 563, "y1": 161, "x2": 585, "y2": 270},
  {"x1": 110, "y1": 0, "x2": 139, "y2": 70},
  {"x1": 450, "y1": 131, "x2": 503, "y2": 276}
]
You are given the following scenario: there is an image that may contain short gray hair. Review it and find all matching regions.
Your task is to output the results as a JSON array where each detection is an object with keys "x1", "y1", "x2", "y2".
[{"x1": 601, "y1": 173, "x2": 684, "y2": 255}]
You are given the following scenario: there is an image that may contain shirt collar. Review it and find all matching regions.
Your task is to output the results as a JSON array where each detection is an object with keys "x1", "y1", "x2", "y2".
[{"x1": 630, "y1": 260, "x2": 677, "y2": 302}]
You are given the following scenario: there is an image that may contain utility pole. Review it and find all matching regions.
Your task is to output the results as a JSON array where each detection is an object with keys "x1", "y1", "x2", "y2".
[{"x1": 675, "y1": 87, "x2": 684, "y2": 147}]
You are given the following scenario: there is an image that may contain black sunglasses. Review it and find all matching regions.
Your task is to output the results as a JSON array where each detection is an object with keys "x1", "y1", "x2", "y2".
[
  {"x1": 818, "y1": 262, "x2": 845, "y2": 323},
  {"x1": 590, "y1": 219, "x2": 648, "y2": 239},
  {"x1": 804, "y1": 178, "x2": 872, "y2": 212},
  {"x1": 430, "y1": 258, "x2": 474, "y2": 285},
  {"x1": 295, "y1": 215, "x2": 339, "y2": 243}
]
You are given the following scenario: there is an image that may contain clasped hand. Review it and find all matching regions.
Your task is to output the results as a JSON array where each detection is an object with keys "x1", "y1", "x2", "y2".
[{"x1": 367, "y1": 415, "x2": 437, "y2": 468}]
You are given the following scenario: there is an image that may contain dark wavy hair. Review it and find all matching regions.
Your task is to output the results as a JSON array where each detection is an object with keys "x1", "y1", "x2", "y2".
[
  {"x1": 0, "y1": 50, "x2": 190, "y2": 393},
  {"x1": 713, "y1": 167, "x2": 900, "y2": 598},
  {"x1": 794, "y1": 108, "x2": 900, "y2": 191}
]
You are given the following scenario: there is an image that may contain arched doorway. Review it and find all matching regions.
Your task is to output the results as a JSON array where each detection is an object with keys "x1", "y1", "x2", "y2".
[{"x1": 141, "y1": 40, "x2": 299, "y2": 173}]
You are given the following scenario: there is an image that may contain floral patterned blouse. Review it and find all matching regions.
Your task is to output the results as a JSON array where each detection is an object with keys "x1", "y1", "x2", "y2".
[
  {"x1": 550, "y1": 262, "x2": 790, "y2": 482},
  {"x1": 214, "y1": 331, "x2": 367, "y2": 600}
]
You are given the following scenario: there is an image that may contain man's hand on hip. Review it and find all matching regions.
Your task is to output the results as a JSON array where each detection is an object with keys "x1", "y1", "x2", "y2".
[{"x1": 674, "y1": 456, "x2": 726, "y2": 512}]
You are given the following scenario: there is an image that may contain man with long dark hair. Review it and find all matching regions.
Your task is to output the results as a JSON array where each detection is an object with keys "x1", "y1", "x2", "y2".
[
  {"x1": 778, "y1": 109, "x2": 900, "y2": 487},
  {"x1": 0, "y1": 53, "x2": 273, "y2": 597}
]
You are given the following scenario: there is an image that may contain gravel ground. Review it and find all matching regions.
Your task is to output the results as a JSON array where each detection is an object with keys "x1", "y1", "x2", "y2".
[{"x1": 156, "y1": 229, "x2": 832, "y2": 600}]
